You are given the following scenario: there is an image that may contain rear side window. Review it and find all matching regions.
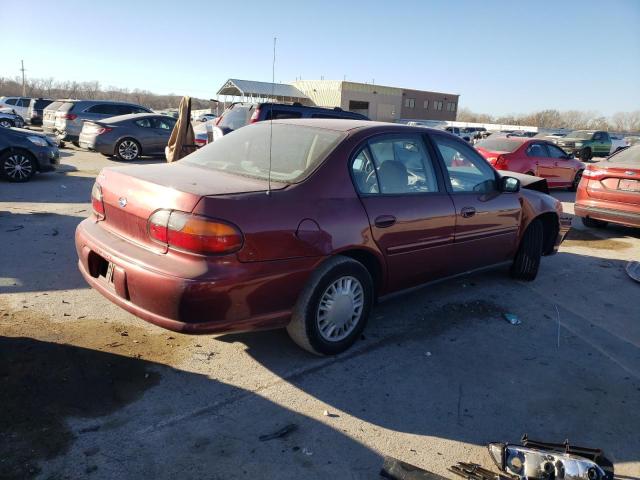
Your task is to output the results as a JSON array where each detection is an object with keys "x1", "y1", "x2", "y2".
[
  {"x1": 18, "y1": 98, "x2": 31, "y2": 107},
  {"x1": 34, "y1": 99, "x2": 53, "y2": 109},
  {"x1": 312, "y1": 113, "x2": 351, "y2": 119},
  {"x1": 45, "y1": 101, "x2": 63, "y2": 111},
  {"x1": 134, "y1": 118, "x2": 153, "y2": 128},
  {"x1": 5, "y1": 98, "x2": 17, "y2": 105},
  {"x1": 264, "y1": 110, "x2": 302, "y2": 120},
  {"x1": 85, "y1": 103, "x2": 119, "y2": 115},
  {"x1": 475, "y1": 138, "x2": 521, "y2": 152}
]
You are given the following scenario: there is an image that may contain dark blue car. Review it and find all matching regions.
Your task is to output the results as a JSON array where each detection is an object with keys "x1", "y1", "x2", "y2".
[{"x1": 0, "y1": 127, "x2": 59, "y2": 182}]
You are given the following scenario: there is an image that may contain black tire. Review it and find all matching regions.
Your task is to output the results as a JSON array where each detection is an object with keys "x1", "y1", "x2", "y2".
[
  {"x1": 568, "y1": 170, "x2": 583, "y2": 192},
  {"x1": 115, "y1": 138, "x2": 141, "y2": 161},
  {"x1": 0, "y1": 119, "x2": 14, "y2": 128},
  {"x1": 0, "y1": 150, "x2": 36, "y2": 182},
  {"x1": 510, "y1": 219, "x2": 543, "y2": 281},
  {"x1": 579, "y1": 147, "x2": 592, "y2": 161},
  {"x1": 581, "y1": 217, "x2": 608, "y2": 229},
  {"x1": 286, "y1": 256, "x2": 374, "y2": 356}
]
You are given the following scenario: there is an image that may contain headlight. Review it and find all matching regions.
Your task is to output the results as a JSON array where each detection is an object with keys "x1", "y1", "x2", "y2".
[
  {"x1": 27, "y1": 135, "x2": 48, "y2": 147},
  {"x1": 575, "y1": 142, "x2": 583, "y2": 147}
]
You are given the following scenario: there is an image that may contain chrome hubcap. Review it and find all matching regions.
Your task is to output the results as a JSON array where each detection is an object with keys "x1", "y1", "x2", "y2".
[
  {"x1": 4, "y1": 154, "x2": 33, "y2": 180},
  {"x1": 317, "y1": 276, "x2": 364, "y2": 342},
  {"x1": 118, "y1": 140, "x2": 139, "y2": 160}
]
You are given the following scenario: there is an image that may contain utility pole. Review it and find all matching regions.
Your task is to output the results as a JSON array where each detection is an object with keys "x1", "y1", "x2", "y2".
[{"x1": 20, "y1": 60, "x2": 26, "y2": 96}]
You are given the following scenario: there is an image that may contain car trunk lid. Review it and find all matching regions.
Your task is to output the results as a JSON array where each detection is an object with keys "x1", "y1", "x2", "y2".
[
  {"x1": 584, "y1": 163, "x2": 640, "y2": 205},
  {"x1": 97, "y1": 163, "x2": 271, "y2": 253}
]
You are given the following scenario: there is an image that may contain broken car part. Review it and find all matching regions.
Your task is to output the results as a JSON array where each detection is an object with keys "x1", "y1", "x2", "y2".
[
  {"x1": 449, "y1": 462, "x2": 515, "y2": 480},
  {"x1": 488, "y1": 436, "x2": 611, "y2": 480}
]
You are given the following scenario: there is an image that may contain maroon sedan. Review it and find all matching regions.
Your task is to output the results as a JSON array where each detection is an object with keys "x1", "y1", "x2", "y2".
[
  {"x1": 476, "y1": 136, "x2": 585, "y2": 190},
  {"x1": 76, "y1": 120, "x2": 569, "y2": 355}
]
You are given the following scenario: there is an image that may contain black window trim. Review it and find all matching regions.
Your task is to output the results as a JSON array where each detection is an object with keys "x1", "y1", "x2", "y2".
[
  {"x1": 348, "y1": 132, "x2": 446, "y2": 197},
  {"x1": 427, "y1": 131, "x2": 501, "y2": 195}
]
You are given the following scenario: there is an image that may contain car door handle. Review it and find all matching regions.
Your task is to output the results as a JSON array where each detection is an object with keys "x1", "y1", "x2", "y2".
[
  {"x1": 460, "y1": 207, "x2": 476, "y2": 218},
  {"x1": 374, "y1": 215, "x2": 396, "y2": 228}
]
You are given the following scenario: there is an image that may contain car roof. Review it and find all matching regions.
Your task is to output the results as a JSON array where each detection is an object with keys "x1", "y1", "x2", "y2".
[
  {"x1": 267, "y1": 118, "x2": 455, "y2": 135},
  {"x1": 93, "y1": 113, "x2": 169, "y2": 123}
]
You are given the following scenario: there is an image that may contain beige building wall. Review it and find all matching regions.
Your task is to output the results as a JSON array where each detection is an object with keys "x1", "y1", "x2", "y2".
[{"x1": 291, "y1": 80, "x2": 342, "y2": 108}]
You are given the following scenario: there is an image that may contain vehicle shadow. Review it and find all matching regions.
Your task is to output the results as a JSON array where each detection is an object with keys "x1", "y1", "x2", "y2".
[
  {"x1": 218, "y1": 250, "x2": 640, "y2": 467},
  {"x1": 0, "y1": 336, "x2": 380, "y2": 480},
  {"x1": 0, "y1": 211, "x2": 88, "y2": 293},
  {"x1": 0, "y1": 171, "x2": 94, "y2": 204}
]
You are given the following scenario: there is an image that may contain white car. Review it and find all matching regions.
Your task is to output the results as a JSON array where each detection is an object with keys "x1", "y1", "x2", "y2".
[
  {"x1": 196, "y1": 113, "x2": 217, "y2": 122},
  {"x1": 0, "y1": 96, "x2": 32, "y2": 118}
]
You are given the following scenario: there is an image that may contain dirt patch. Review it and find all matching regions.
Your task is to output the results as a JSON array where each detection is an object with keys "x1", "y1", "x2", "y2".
[
  {"x1": 564, "y1": 229, "x2": 632, "y2": 250},
  {"x1": 0, "y1": 302, "x2": 199, "y2": 480}
]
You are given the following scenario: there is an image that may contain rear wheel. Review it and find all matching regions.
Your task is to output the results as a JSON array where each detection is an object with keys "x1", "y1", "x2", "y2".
[
  {"x1": 1, "y1": 150, "x2": 36, "y2": 182},
  {"x1": 115, "y1": 138, "x2": 141, "y2": 161},
  {"x1": 581, "y1": 217, "x2": 608, "y2": 229},
  {"x1": 568, "y1": 170, "x2": 583, "y2": 191},
  {"x1": 579, "y1": 147, "x2": 592, "y2": 161},
  {"x1": 287, "y1": 256, "x2": 373, "y2": 356},
  {"x1": 510, "y1": 219, "x2": 543, "y2": 281}
]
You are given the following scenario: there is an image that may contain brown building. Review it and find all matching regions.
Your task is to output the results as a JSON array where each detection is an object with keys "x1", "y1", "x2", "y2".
[{"x1": 292, "y1": 80, "x2": 458, "y2": 122}]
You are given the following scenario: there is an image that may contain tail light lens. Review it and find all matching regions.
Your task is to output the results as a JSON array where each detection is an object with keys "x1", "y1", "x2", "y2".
[
  {"x1": 97, "y1": 127, "x2": 112, "y2": 135},
  {"x1": 148, "y1": 210, "x2": 243, "y2": 255},
  {"x1": 63, "y1": 113, "x2": 78, "y2": 120},
  {"x1": 582, "y1": 168, "x2": 607, "y2": 179},
  {"x1": 194, "y1": 137, "x2": 207, "y2": 147},
  {"x1": 494, "y1": 155, "x2": 508, "y2": 169},
  {"x1": 249, "y1": 107, "x2": 261, "y2": 123},
  {"x1": 91, "y1": 183, "x2": 105, "y2": 219}
]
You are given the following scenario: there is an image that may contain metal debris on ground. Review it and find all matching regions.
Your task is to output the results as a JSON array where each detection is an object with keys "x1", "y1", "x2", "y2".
[
  {"x1": 449, "y1": 462, "x2": 512, "y2": 480},
  {"x1": 258, "y1": 423, "x2": 297, "y2": 441},
  {"x1": 488, "y1": 435, "x2": 612, "y2": 480},
  {"x1": 626, "y1": 261, "x2": 640, "y2": 282},
  {"x1": 380, "y1": 456, "x2": 448, "y2": 480},
  {"x1": 503, "y1": 313, "x2": 521, "y2": 325}
]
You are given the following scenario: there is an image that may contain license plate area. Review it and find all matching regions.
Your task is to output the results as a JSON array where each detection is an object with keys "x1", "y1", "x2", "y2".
[
  {"x1": 87, "y1": 251, "x2": 129, "y2": 299},
  {"x1": 619, "y1": 179, "x2": 640, "y2": 192}
]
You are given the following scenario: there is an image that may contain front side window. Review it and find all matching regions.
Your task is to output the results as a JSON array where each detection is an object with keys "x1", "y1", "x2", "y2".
[
  {"x1": 358, "y1": 135, "x2": 439, "y2": 194},
  {"x1": 5, "y1": 98, "x2": 17, "y2": 105},
  {"x1": 433, "y1": 134, "x2": 497, "y2": 193},
  {"x1": 546, "y1": 144, "x2": 567, "y2": 159}
]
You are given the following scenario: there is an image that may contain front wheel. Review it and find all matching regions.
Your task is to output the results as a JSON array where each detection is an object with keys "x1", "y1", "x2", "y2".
[
  {"x1": 287, "y1": 256, "x2": 373, "y2": 356},
  {"x1": 510, "y1": 219, "x2": 543, "y2": 281},
  {"x1": 568, "y1": 170, "x2": 583, "y2": 192},
  {"x1": 1, "y1": 150, "x2": 36, "y2": 182},
  {"x1": 115, "y1": 138, "x2": 141, "y2": 161}
]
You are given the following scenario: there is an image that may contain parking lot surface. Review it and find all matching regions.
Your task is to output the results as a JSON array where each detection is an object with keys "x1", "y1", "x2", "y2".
[{"x1": 1, "y1": 147, "x2": 639, "y2": 479}]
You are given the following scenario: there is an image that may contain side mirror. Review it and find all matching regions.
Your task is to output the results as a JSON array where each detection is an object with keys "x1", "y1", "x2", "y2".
[{"x1": 500, "y1": 176, "x2": 520, "y2": 193}]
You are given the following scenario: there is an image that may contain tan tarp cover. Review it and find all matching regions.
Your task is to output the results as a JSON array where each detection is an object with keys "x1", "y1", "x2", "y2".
[{"x1": 165, "y1": 96, "x2": 196, "y2": 162}]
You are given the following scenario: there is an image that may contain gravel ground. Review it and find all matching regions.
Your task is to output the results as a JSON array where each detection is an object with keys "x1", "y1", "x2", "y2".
[{"x1": 1, "y1": 146, "x2": 639, "y2": 480}]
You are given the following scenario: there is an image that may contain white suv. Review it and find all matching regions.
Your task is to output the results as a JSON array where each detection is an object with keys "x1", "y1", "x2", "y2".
[{"x1": 0, "y1": 96, "x2": 32, "y2": 118}]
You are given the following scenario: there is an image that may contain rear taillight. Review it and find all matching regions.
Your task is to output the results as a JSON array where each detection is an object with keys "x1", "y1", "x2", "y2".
[
  {"x1": 494, "y1": 154, "x2": 508, "y2": 169},
  {"x1": 249, "y1": 107, "x2": 261, "y2": 123},
  {"x1": 582, "y1": 168, "x2": 606, "y2": 179},
  {"x1": 63, "y1": 113, "x2": 78, "y2": 120},
  {"x1": 148, "y1": 210, "x2": 243, "y2": 255},
  {"x1": 91, "y1": 183, "x2": 105, "y2": 219},
  {"x1": 194, "y1": 137, "x2": 207, "y2": 147},
  {"x1": 97, "y1": 127, "x2": 112, "y2": 135}
]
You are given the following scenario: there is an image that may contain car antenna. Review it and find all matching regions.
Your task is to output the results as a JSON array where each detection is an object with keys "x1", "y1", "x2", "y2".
[{"x1": 267, "y1": 36, "x2": 276, "y2": 196}]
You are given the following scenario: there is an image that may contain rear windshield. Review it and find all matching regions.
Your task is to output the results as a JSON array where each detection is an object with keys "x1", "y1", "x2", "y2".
[
  {"x1": 44, "y1": 101, "x2": 63, "y2": 111},
  {"x1": 607, "y1": 145, "x2": 639, "y2": 165},
  {"x1": 475, "y1": 138, "x2": 521, "y2": 153},
  {"x1": 567, "y1": 131, "x2": 593, "y2": 140},
  {"x1": 183, "y1": 123, "x2": 345, "y2": 183},
  {"x1": 218, "y1": 105, "x2": 253, "y2": 130},
  {"x1": 34, "y1": 99, "x2": 53, "y2": 109}
]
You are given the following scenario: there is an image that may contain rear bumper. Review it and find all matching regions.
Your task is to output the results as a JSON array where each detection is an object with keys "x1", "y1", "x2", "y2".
[
  {"x1": 32, "y1": 145, "x2": 60, "y2": 172},
  {"x1": 575, "y1": 203, "x2": 640, "y2": 228},
  {"x1": 79, "y1": 134, "x2": 113, "y2": 154},
  {"x1": 75, "y1": 218, "x2": 320, "y2": 334}
]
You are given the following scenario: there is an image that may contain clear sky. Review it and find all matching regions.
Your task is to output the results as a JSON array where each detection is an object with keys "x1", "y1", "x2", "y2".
[{"x1": 3, "y1": 0, "x2": 639, "y2": 116}]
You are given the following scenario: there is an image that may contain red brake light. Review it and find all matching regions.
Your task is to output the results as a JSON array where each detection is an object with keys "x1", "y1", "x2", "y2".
[
  {"x1": 91, "y1": 183, "x2": 105, "y2": 219},
  {"x1": 249, "y1": 107, "x2": 261, "y2": 123},
  {"x1": 494, "y1": 154, "x2": 508, "y2": 169},
  {"x1": 97, "y1": 127, "x2": 112, "y2": 135},
  {"x1": 582, "y1": 168, "x2": 606, "y2": 179},
  {"x1": 64, "y1": 113, "x2": 78, "y2": 120},
  {"x1": 148, "y1": 210, "x2": 243, "y2": 254}
]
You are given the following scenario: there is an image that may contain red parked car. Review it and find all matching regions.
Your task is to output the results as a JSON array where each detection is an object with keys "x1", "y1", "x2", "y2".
[
  {"x1": 76, "y1": 120, "x2": 570, "y2": 355},
  {"x1": 575, "y1": 145, "x2": 640, "y2": 229},
  {"x1": 476, "y1": 136, "x2": 585, "y2": 190}
]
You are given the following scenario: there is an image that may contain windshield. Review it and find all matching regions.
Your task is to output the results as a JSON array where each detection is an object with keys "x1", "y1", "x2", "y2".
[
  {"x1": 607, "y1": 145, "x2": 639, "y2": 165},
  {"x1": 567, "y1": 130, "x2": 593, "y2": 140},
  {"x1": 218, "y1": 105, "x2": 253, "y2": 130},
  {"x1": 183, "y1": 123, "x2": 345, "y2": 183},
  {"x1": 475, "y1": 138, "x2": 521, "y2": 153}
]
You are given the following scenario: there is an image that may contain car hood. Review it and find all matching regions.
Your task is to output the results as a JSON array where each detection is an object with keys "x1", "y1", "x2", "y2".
[{"x1": 499, "y1": 170, "x2": 549, "y2": 194}]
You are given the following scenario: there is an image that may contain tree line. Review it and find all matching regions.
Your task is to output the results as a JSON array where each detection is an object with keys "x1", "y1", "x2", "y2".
[
  {"x1": 457, "y1": 107, "x2": 640, "y2": 133},
  {"x1": 0, "y1": 76, "x2": 211, "y2": 111}
]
